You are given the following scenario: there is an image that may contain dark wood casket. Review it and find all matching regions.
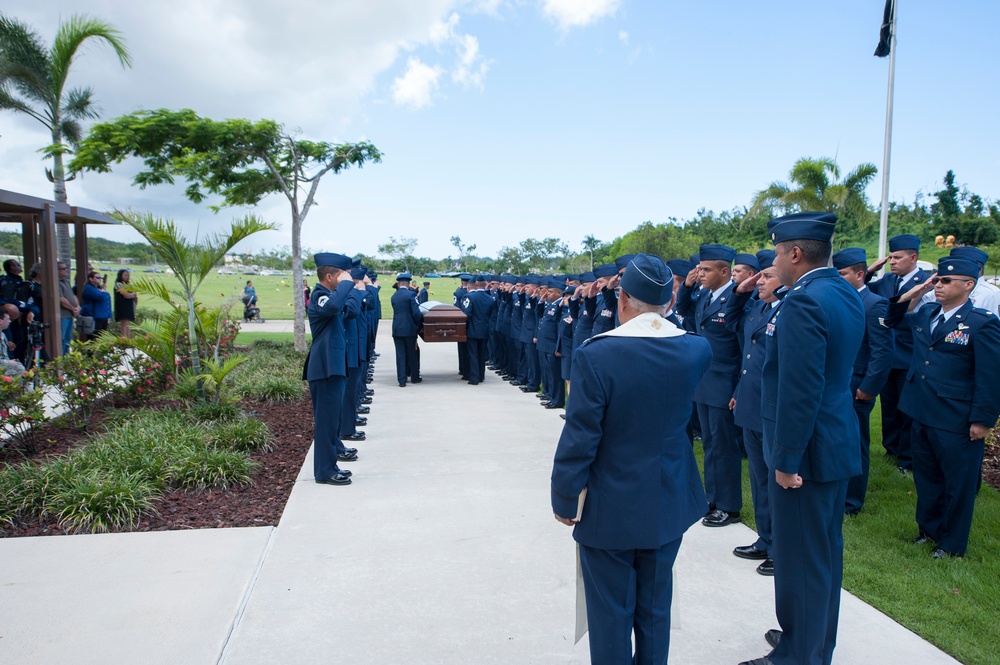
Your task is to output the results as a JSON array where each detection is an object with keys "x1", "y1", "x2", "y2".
[{"x1": 419, "y1": 302, "x2": 467, "y2": 342}]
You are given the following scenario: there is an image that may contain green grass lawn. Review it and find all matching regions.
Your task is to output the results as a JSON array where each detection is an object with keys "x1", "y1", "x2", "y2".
[
  {"x1": 122, "y1": 265, "x2": 461, "y2": 321},
  {"x1": 723, "y1": 401, "x2": 1000, "y2": 665}
]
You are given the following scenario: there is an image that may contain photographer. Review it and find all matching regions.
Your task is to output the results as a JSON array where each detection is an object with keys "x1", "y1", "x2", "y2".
[
  {"x1": 0, "y1": 310, "x2": 26, "y2": 378},
  {"x1": 81, "y1": 271, "x2": 112, "y2": 340}
]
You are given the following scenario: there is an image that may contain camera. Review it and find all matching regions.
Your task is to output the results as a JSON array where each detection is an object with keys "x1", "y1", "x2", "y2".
[{"x1": 26, "y1": 320, "x2": 51, "y2": 347}]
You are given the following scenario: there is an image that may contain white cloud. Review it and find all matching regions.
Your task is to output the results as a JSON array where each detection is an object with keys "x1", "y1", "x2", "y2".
[
  {"x1": 542, "y1": 0, "x2": 620, "y2": 30},
  {"x1": 453, "y1": 34, "x2": 490, "y2": 88},
  {"x1": 618, "y1": 30, "x2": 630, "y2": 45},
  {"x1": 392, "y1": 58, "x2": 444, "y2": 108}
]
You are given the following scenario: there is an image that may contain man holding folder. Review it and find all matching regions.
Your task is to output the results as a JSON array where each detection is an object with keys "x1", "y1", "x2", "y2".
[{"x1": 551, "y1": 254, "x2": 712, "y2": 665}]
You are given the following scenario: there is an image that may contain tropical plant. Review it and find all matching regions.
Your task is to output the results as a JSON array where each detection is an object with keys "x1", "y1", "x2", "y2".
[
  {"x1": 0, "y1": 13, "x2": 131, "y2": 259},
  {"x1": 0, "y1": 369, "x2": 48, "y2": 454},
  {"x1": 111, "y1": 210, "x2": 274, "y2": 399},
  {"x1": 749, "y1": 157, "x2": 879, "y2": 234}
]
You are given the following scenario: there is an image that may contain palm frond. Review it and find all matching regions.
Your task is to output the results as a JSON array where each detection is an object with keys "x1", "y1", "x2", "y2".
[
  {"x1": 49, "y1": 15, "x2": 131, "y2": 92},
  {"x1": 61, "y1": 86, "x2": 97, "y2": 120}
]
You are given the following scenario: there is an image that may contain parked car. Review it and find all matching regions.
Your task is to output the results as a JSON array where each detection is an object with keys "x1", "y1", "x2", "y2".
[
  {"x1": 241, "y1": 269, "x2": 259, "y2": 275},
  {"x1": 143, "y1": 267, "x2": 165, "y2": 273},
  {"x1": 217, "y1": 268, "x2": 237, "y2": 275},
  {"x1": 260, "y1": 269, "x2": 288, "y2": 277},
  {"x1": 424, "y1": 272, "x2": 440, "y2": 278}
]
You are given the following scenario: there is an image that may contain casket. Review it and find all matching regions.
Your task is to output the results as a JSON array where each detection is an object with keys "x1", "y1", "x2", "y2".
[{"x1": 419, "y1": 302, "x2": 467, "y2": 342}]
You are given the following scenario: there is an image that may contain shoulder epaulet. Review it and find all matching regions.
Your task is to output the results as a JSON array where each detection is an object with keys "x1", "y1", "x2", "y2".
[{"x1": 970, "y1": 306, "x2": 994, "y2": 319}]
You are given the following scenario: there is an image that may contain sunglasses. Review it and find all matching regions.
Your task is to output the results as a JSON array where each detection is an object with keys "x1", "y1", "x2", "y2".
[{"x1": 933, "y1": 277, "x2": 974, "y2": 285}]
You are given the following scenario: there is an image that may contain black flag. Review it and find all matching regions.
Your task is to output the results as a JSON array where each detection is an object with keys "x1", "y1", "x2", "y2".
[{"x1": 874, "y1": 0, "x2": 894, "y2": 57}]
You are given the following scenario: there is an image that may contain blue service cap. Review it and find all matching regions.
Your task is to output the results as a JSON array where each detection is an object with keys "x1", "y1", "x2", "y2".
[
  {"x1": 564, "y1": 274, "x2": 580, "y2": 282},
  {"x1": 734, "y1": 253, "x2": 760, "y2": 271},
  {"x1": 950, "y1": 246, "x2": 988, "y2": 267},
  {"x1": 474, "y1": 274, "x2": 487, "y2": 283},
  {"x1": 350, "y1": 266, "x2": 366, "y2": 280},
  {"x1": 620, "y1": 254, "x2": 674, "y2": 305},
  {"x1": 888, "y1": 234, "x2": 920, "y2": 252},
  {"x1": 562, "y1": 286, "x2": 575, "y2": 296},
  {"x1": 832, "y1": 248, "x2": 867, "y2": 269},
  {"x1": 459, "y1": 273, "x2": 472, "y2": 282},
  {"x1": 614, "y1": 254, "x2": 637, "y2": 270},
  {"x1": 769, "y1": 212, "x2": 837, "y2": 244},
  {"x1": 315, "y1": 253, "x2": 352, "y2": 270},
  {"x1": 547, "y1": 277, "x2": 565, "y2": 289},
  {"x1": 755, "y1": 249, "x2": 776, "y2": 270},
  {"x1": 699, "y1": 244, "x2": 737, "y2": 263},
  {"x1": 667, "y1": 259, "x2": 694, "y2": 276},
  {"x1": 579, "y1": 271, "x2": 596, "y2": 283},
  {"x1": 689, "y1": 253, "x2": 700, "y2": 265},
  {"x1": 938, "y1": 257, "x2": 980, "y2": 278},
  {"x1": 593, "y1": 264, "x2": 617, "y2": 278},
  {"x1": 396, "y1": 272, "x2": 413, "y2": 281},
  {"x1": 351, "y1": 257, "x2": 362, "y2": 267},
  {"x1": 366, "y1": 269, "x2": 377, "y2": 280}
]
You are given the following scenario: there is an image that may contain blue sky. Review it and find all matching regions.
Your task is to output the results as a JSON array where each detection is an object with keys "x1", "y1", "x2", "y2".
[{"x1": 1, "y1": 1, "x2": 997, "y2": 260}]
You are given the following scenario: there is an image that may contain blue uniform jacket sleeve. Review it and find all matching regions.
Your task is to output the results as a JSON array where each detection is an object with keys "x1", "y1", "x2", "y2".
[
  {"x1": 676, "y1": 282, "x2": 697, "y2": 319},
  {"x1": 314, "y1": 281, "x2": 356, "y2": 319},
  {"x1": 551, "y1": 350, "x2": 605, "y2": 518},
  {"x1": 859, "y1": 297, "x2": 894, "y2": 396},
  {"x1": 343, "y1": 289, "x2": 363, "y2": 320},
  {"x1": 724, "y1": 290, "x2": 753, "y2": 335},
  {"x1": 409, "y1": 295, "x2": 423, "y2": 326},
  {"x1": 771, "y1": 292, "x2": 828, "y2": 474},
  {"x1": 971, "y1": 315, "x2": 1000, "y2": 427}
]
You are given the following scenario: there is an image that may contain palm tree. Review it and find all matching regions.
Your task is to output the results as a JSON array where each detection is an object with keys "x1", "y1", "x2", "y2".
[
  {"x1": 114, "y1": 210, "x2": 276, "y2": 398},
  {"x1": 0, "y1": 13, "x2": 131, "y2": 260},
  {"x1": 581, "y1": 234, "x2": 601, "y2": 270},
  {"x1": 749, "y1": 157, "x2": 878, "y2": 227}
]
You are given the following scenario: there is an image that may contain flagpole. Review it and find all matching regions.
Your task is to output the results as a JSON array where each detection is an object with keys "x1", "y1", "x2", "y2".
[{"x1": 876, "y1": 0, "x2": 898, "y2": 260}]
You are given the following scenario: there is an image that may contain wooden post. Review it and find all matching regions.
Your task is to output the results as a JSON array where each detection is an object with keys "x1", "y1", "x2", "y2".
[
  {"x1": 74, "y1": 221, "x2": 89, "y2": 299},
  {"x1": 20, "y1": 214, "x2": 38, "y2": 267},
  {"x1": 38, "y1": 204, "x2": 62, "y2": 358}
]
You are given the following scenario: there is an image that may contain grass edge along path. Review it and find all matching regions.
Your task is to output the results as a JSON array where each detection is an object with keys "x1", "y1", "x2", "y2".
[{"x1": 731, "y1": 402, "x2": 999, "y2": 665}]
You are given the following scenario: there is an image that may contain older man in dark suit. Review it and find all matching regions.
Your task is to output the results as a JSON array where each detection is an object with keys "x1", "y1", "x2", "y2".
[
  {"x1": 741, "y1": 214, "x2": 864, "y2": 665},
  {"x1": 551, "y1": 254, "x2": 711, "y2": 665},
  {"x1": 304, "y1": 253, "x2": 363, "y2": 486}
]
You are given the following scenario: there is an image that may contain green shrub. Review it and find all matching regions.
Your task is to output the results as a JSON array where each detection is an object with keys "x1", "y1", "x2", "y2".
[
  {"x1": 189, "y1": 401, "x2": 242, "y2": 423},
  {"x1": 240, "y1": 376, "x2": 304, "y2": 402},
  {"x1": 169, "y1": 446, "x2": 258, "y2": 490},
  {"x1": 49, "y1": 469, "x2": 159, "y2": 533},
  {"x1": 79, "y1": 435, "x2": 173, "y2": 487},
  {"x1": 209, "y1": 417, "x2": 272, "y2": 453}
]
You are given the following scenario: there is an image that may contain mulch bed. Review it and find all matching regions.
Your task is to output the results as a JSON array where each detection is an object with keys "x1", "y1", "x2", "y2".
[
  {"x1": 984, "y1": 444, "x2": 1000, "y2": 493},
  {"x1": 0, "y1": 397, "x2": 314, "y2": 538}
]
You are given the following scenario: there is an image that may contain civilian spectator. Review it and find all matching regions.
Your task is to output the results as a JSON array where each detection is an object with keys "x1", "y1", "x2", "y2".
[
  {"x1": 57, "y1": 261, "x2": 80, "y2": 354},
  {"x1": 81, "y1": 271, "x2": 112, "y2": 340},
  {"x1": 114, "y1": 269, "x2": 138, "y2": 337},
  {"x1": 0, "y1": 310, "x2": 26, "y2": 378}
]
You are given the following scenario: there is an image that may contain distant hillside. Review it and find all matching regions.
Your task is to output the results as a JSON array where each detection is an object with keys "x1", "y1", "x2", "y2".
[{"x1": 0, "y1": 230, "x2": 158, "y2": 264}]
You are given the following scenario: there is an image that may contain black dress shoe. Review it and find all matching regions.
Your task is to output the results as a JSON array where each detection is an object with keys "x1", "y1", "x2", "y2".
[
  {"x1": 540, "y1": 400, "x2": 552, "y2": 407},
  {"x1": 536, "y1": 394, "x2": 549, "y2": 400},
  {"x1": 343, "y1": 447, "x2": 358, "y2": 455},
  {"x1": 733, "y1": 544, "x2": 769, "y2": 560},
  {"x1": 344, "y1": 432, "x2": 366, "y2": 441},
  {"x1": 912, "y1": 533, "x2": 933, "y2": 545},
  {"x1": 931, "y1": 547, "x2": 956, "y2": 560},
  {"x1": 337, "y1": 452, "x2": 358, "y2": 462},
  {"x1": 365, "y1": 378, "x2": 373, "y2": 384},
  {"x1": 520, "y1": 386, "x2": 536, "y2": 392},
  {"x1": 764, "y1": 629, "x2": 782, "y2": 649},
  {"x1": 356, "y1": 416, "x2": 368, "y2": 426},
  {"x1": 412, "y1": 378, "x2": 422, "y2": 383},
  {"x1": 702, "y1": 509, "x2": 740, "y2": 527},
  {"x1": 545, "y1": 403, "x2": 564, "y2": 409},
  {"x1": 738, "y1": 656, "x2": 774, "y2": 665},
  {"x1": 398, "y1": 382, "x2": 406, "y2": 387},
  {"x1": 316, "y1": 473, "x2": 352, "y2": 486},
  {"x1": 356, "y1": 406, "x2": 370, "y2": 414},
  {"x1": 756, "y1": 558, "x2": 774, "y2": 576},
  {"x1": 467, "y1": 381, "x2": 479, "y2": 385},
  {"x1": 361, "y1": 396, "x2": 373, "y2": 404},
  {"x1": 365, "y1": 388, "x2": 375, "y2": 396},
  {"x1": 509, "y1": 380, "x2": 525, "y2": 386}
]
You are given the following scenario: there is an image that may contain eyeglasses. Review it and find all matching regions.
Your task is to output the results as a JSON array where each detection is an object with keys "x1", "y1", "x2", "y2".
[{"x1": 933, "y1": 277, "x2": 974, "y2": 285}]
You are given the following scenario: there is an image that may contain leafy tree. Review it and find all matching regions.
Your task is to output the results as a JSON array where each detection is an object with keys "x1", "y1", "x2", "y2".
[
  {"x1": 450, "y1": 236, "x2": 477, "y2": 271},
  {"x1": 494, "y1": 245, "x2": 528, "y2": 275},
  {"x1": 69, "y1": 108, "x2": 381, "y2": 351},
  {"x1": 378, "y1": 236, "x2": 418, "y2": 273},
  {"x1": 580, "y1": 235, "x2": 602, "y2": 270},
  {"x1": 749, "y1": 157, "x2": 878, "y2": 235},
  {"x1": 0, "y1": 13, "x2": 131, "y2": 260},
  {"x1": 114, "y1": 209, "x2": 275, "y2": 399},
  {"x1": 520, "y1": 237, "x2": 569, "y2": 273}
]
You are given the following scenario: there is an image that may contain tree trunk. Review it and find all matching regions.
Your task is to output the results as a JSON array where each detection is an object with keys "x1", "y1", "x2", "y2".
[
  {"x1": 291, "y1": 209, "x2": 307, "y2": 352},
  {"x1": 188, "y1": 293, "x2": 205, "y2": 401},
  {"x1": 50, "y1": 144, "x2": 72, "y2": 263}
]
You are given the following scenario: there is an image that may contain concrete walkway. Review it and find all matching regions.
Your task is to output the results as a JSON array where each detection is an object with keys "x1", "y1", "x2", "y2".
[{"x1": 0, "y1": 325, "x2": 961, "y2": 664}]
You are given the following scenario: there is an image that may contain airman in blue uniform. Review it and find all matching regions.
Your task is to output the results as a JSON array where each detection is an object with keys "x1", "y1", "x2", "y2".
[
  {"x1": 551, "y1": 254, "x2": 711, "y2": 665},
  {"x1": 677, "y1": 243, "x2": 744, "y2": 527},
  {"x1": 303, "y1": 252, "x2": 362, "y2": 486},
  {"x1": 726, "y1": 250, "x2": 782, "y2": 575},
  {"x1": 391, "y1": 272, "x2": 423, "y2": 387},
  {"x1": 885, "y1": 257, "x2": 1000, "y2": 558},
  {"x1": 865, "y1": 234, "x2": 933, "y2": 471},
  {"x1": 740, "y1": 213, "x2": 864, "y2": 665},
  {"x1": 833, "y1": 248, "x2": 894, "y2": 516},
  {"x1": 460, "y1": 275, "x2": 497, "y2": 385},
  {"x1": 453, "y1": 274, "x2": 471, "y2": 380}
]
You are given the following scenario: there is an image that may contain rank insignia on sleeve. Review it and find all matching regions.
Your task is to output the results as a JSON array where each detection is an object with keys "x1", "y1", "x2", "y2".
[
  {"x1": 878, "y1": 317, "x2": 888, "y2": 327},
  {"x1": 317, "y1": 295, "x2": 329, "y2": 308}
]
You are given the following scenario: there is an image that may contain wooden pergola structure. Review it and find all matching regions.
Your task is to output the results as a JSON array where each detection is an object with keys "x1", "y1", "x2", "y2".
[{"x1": 0, "y1": 188, "x2": 118, "y2": 359}]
